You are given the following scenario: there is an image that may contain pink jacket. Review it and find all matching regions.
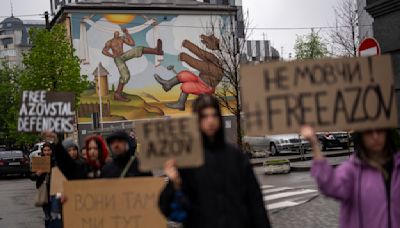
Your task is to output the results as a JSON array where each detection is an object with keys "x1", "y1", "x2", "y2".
[{"x1": 311, "y1": 152, "x2": 400, "y2": 228}]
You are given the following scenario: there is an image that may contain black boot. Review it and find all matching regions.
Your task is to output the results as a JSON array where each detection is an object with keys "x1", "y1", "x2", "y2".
[
  {"x1": 154, "y1": 74, "x2": 180, "y2": 92},
  {"x1": 166, "y1": 92, "x2": 188, "y2": 111}
]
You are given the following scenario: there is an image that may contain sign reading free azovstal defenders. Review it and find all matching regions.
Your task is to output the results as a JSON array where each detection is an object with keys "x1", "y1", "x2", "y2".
[
  {"x1": 18, "y1": 91, "x2": 75, "y2": 133},
  {"x1": 240, "y1": 55, "x2": 397, "y2": 136}
]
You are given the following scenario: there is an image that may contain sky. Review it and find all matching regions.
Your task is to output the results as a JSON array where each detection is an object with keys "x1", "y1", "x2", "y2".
[{"x1": 0, "y1": 0, "x2": 339, "y2": 58}]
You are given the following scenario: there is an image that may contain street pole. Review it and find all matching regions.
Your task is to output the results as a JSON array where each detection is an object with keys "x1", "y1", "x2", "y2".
[
  {"x1": 97, "y1": 63, "x2": 104, "y2": 130},
  {"x1": 44, "y1": 11, "x2": 50, "y2": 31}
]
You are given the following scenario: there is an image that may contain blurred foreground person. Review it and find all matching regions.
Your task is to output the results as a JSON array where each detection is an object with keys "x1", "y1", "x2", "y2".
[
  {"x1": 159, "y1": 94, "x2": 271, "y2": 228},
  {"x1": 301, "y1": 126, "x2": 400, "y2": 228},
  {"x1": 102, "y1": 130, "x2": 151, "y2": 178}
]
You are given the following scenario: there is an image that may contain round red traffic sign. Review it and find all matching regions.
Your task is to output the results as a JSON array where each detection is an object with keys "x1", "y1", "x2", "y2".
[{"x1": 358, "y1": 37, "x2": 381, "y2": 57}]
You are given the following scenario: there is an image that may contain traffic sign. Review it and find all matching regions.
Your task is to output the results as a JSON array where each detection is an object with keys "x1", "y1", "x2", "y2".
[{"x1": 358, "y1": 37, "x2": 381, "y2": 57}]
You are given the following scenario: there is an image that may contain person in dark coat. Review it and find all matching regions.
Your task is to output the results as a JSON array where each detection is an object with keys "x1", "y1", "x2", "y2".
[
  {"x1": 158, "y1": 94, "x2": 271, "y2": 228},
  {"x1": 101, "y1": 131, "x2": 151, "y2": 178},
  {"x1": 61, "y1": 138, "x2": 87, "y2": 179},
  {"x1": 30, "y1": 142, "x2": 56, "y2": 228}
]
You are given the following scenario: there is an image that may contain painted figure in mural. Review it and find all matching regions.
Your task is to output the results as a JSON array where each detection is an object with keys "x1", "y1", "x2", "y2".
[
  {"x1": 102, "y1": 28, "x2": 164, "y2": 102},
  {"x1": 154, "y1": 34, "x2": 223, "y2": 111}
]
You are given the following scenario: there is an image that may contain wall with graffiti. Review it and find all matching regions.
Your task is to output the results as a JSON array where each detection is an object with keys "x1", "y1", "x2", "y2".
[{"x1": 70, "y1": 13, "x2": 230, "y2": 123}]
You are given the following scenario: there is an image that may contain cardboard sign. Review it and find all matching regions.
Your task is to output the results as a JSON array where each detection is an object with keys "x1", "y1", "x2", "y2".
[
  {"x1": 50, "y1": 167, "x2": 67, "y2": 195},
  {"x1": 240, "y1": 55, "x2": 397, "y2": 136},
  {"x1": 18, "y1": 91, "x2": 76, "y2": 133},
  {"x1": 31, "y1": 156, "x2": 51, "y2": 173},
  {"x1": 136, "y1": 115, "x2": 203, "y2": 171},
  {"x1": 63, "y1": 178, "x2": 167, "y2": 228}
]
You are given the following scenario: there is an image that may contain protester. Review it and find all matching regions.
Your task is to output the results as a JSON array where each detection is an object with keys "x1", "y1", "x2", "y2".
[
  {"x1": 30, "y1": 142, "x2": 56, "y2": 228},
  {"x1": 301, "y1": 126, "x2": 400, "y2": 228},
  {"x1": 158, "y1": 94, "x2": 271, "y2": 228},
  {"x1": 60, "y1": 138, "x2": 87, "y2": 180},
  {"x1": 42, "y1": 132, "x2": 108, "y2": 180},
  {"x1": 102, "y1": 130, "x2": 151, "y2": 178},
  {"x1": 81, "y1": 146, "x2": 87, "y2": 160}
]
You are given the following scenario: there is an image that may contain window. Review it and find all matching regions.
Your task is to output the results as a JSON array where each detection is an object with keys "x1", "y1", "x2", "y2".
[{"x1": 6, "y1": 23, "x2": 12, "y2": 28}]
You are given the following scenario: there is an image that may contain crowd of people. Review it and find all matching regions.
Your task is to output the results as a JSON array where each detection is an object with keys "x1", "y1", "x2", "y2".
[{"x1": 30, "y1": 94, "x2": 399, "y2": 228}]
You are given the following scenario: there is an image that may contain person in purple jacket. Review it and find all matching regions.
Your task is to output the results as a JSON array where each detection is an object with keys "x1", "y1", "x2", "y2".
[{"x1": 301, "y1": 126, "x2": 400, "y2": 228}]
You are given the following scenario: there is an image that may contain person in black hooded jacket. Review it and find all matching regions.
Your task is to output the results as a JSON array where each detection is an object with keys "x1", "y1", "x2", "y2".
[
  {"x1": 158, "y1": 94, "x2": 271, "y2": 228},
  {"x1": 101, "y1": 130, "x2": 151, "y2": 178}
]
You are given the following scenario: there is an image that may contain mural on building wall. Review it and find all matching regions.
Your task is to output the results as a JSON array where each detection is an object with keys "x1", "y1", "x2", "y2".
[{"x1": 71, "y1": 13, "x2": 228, "y2": 123}]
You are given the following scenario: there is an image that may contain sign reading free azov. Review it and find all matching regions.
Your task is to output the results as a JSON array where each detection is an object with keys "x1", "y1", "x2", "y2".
[{"x1": 18, "y1": 91, "x2": 76, "y2": 133}]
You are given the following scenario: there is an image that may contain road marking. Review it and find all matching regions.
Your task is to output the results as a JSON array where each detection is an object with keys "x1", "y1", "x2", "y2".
[
  {"x1": 261, "y1": 185, "x2": 275, "y2": 189},
  {"x1": 262, "y1": 187, "x2": 293, "y2": 194},
  {"x1": 266, "y1": 201, "x2": 300, "y2": 210},
  {"x1": 264, "y1": 189, "x2": 317, "y2": 201}
]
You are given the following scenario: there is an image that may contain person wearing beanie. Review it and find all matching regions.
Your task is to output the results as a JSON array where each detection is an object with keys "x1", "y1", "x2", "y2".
[
  {"x1": 42, "y1": 132, "x2": 108, "y2": 180},
  {"x1": 101, "y1": 130, "x2": 151, "y2": 178},
  {"x1": 62, "y1": 138, "x2": 79, "y2": 160}
]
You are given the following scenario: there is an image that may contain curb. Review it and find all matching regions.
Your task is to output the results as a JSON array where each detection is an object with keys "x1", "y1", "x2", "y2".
[
  {"x1": 251, "y1": 150, "x2": 353, "y2": 167},
  {"x1": 291, "y1": 162, "x2": 342, "y2": 172}
]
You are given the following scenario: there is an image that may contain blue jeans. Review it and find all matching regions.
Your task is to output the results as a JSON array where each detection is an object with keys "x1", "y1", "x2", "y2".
[{"x1": 42, "y1": 196, "x2": 62, "y2": 228}]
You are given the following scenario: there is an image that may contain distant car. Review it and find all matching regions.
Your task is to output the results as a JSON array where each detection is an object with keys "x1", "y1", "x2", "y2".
[
  {"x1": 317, "y1": 132, "x2": 350, "y2": 151},
  {"x1": 266, "y1": 134, "x2": 311, "y2": 156},
  {"x1": 29, "y1": 142, "x2": 45, "y2": 168},
  {"x1": 0, "y1": 150, "x2": 30, "y2": 177},
  {"x1": 243, "y1": 136, "x2": 270, "y2": 157}
]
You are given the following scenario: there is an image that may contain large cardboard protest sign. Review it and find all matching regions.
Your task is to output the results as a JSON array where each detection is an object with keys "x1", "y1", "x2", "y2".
[
  {"x1": 240, "y1": 55, "x2": 397, "y2": 136},
  {"x1": 50, "y1": 167, "x2": 67, "y2": 195},
  {"x1": 18, "y1": 91, "x2": 75, "y2": 133},
  {"x1": 31, "y1": 156, "x2": 51, "y2": 173},
  {"x1": 136, "y1": 115, "x2": 203, "y2": 171},
  {"x1": 63, "y1": 178, "x2": 167, "y2": 228}
]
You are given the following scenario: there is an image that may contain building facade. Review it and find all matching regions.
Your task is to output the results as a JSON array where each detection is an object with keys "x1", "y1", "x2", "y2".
[
  {"x1": 365, "y1": 0, "x2": 400, "y2": 124},
  {"x1": 242, "y1": 40, "x2": 280, "y2": 62},
  {"x1": 0, "y1": 17, "x2": 45, "y2": 67},
  {"x1": 51, "y1": 0, "x2": 244, "y2": 144},
  {"x1": 357, "y1": 0, "x2": 374, "y2": 40}
]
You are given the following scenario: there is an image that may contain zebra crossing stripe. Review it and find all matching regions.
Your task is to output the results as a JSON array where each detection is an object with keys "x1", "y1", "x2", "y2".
[
  {"x1": 262, "y1": 187, "x2": 293, "y2": 194},
  {"x1": 266, "y1": 201, "x2": 301, "y2": 210},
  {"x1": 261, "y1": 185, "x2": 274, "y2": 189},
  {"x1": 264, "y1": 189, "x2": 317, "y2": 201}
]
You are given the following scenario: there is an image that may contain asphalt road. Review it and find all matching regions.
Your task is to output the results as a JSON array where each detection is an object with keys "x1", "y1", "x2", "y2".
[
  {"x1": 254, "y1": 169, "x2": 339, "y2": 228},
  {"x1": 0, "y1": 170, "x2": 339, "y2": 228},
  {"x1": 0, "y1": 176, "x2": 42, "y2": 228}
]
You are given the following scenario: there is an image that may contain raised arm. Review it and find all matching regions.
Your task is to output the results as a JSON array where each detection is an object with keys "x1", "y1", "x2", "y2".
[
  {"x1": 122, "y1": 28, "x2": 135, "y2": 46},
  {"x1": 301, "y1": 126, "x2": 354, "y2": 201},
  {"x1": 102, "y1": 40, "x2": 114, "y2": 57}
]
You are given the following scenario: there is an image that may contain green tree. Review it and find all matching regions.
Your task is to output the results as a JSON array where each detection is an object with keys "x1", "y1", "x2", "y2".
[
  {"x1": 20, "y1": 24, "x2": 88, "y2": 102},
  {"x1": 1, "y1": 24, "x2": 88, "y2": 147},
  {"x1": 0, "y1": 64, "x2": 39, "y2": 147},
  {"x1": 294, "y1": 30, "x2": 329, "y2": 59}
]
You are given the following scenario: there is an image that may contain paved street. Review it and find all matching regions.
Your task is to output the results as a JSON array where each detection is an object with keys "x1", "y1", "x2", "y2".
[
  {"x1": 254, "y1": 168, "x2": 339, "y2": 228},
  {"x1": 0, "y1": 176, "x2": 42, "y2": 228},
  {"x1": 0, "y1": 170, "x2": 339, "y2": 228}
]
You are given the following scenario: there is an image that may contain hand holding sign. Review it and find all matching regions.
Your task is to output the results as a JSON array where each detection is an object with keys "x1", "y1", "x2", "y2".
[{"x1": 164, "y1": 159, "x2": 182, "y2": 190}]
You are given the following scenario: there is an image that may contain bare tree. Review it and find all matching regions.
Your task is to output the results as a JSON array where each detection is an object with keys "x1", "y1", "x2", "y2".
[
  {"x1": 330, "y1": 0, "x2": 359, "y2": 57},
  {"x1": 204, "y1": 13, "x2": 251, "y2": 147}
]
